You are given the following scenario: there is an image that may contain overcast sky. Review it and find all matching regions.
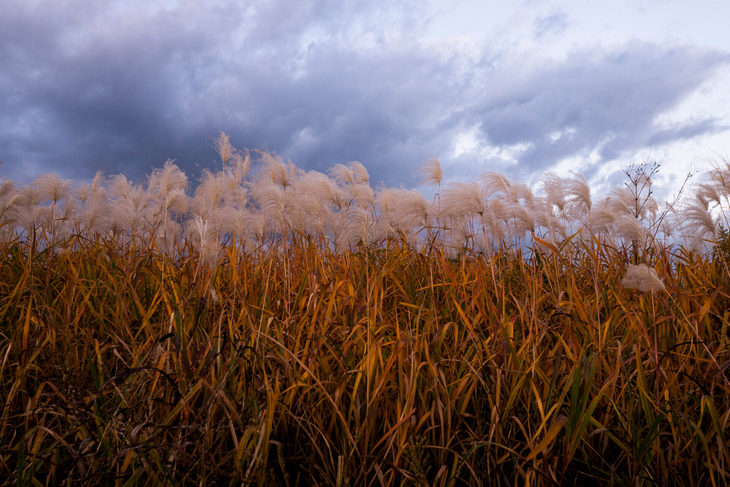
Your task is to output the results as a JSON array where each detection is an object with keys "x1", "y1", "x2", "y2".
[{"x1": 2, "y1": 0, "x2": 729, "y2": 198}]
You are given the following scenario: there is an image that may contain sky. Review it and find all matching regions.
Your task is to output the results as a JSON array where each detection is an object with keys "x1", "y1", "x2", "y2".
[{"x1": 1, "y1": 0, "x2": 730, "y2": 200}]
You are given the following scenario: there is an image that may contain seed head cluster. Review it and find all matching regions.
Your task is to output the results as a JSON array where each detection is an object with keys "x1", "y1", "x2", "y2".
[{"x1": 0, "y1": 134, "x2": 728, "y2": 269}]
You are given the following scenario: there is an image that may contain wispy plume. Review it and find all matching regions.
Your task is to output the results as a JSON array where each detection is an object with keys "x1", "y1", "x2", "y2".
[
  {"x1": 330, "y1": 161, "x2": 369, "y2": 186},
  {"x1": 542, "y1": 173, "x2": 567, "y2": 211},
  {"x1": 214, "y1": 131, "x2": 233, "y2": 166},
  {"x1": 565, "y1": 174, "x2": 591, "y2": 213},
  {"x1": 376, "y1": 188, "x2": 428, "y2": 231},
  {"x1": 615, "y1": 214, "x2": 648, "y2": 243},
  {"x1": 420, "y1": 158, "x2": 443, "y2": 187},
  {"x1": 621, "y1": 264, "x2": 665, "y2": 293},
  {"x1": 441, "y1": 182, "x2": 486, "y2": 219},
  {"x1": 683, "y1": 197, "x2": 717, "y2": 239},
  {"x1": 337, "y1": 207, "x2": 371, "y2": 249},
  {"x1": 149, "y1": 160, "x2": 189, "y2": 234},
  {"x1": 190, "y1": 216, "x2": 219, "y2": 269},
  {"x1": 109, "y1": 174, "x2": 150, "y2": 235},
  {"x1": 34, "y1": 173, "x2": 71, "y2": 204},
  {"x1": 266, "y1": 153, "x2": 302, "y2": 190},
  {"x1": 481, "y1": 172, "x2": 512, "y2": 199},
  {"x1": 1, "y1": 140, "x2": 729, "y2": 264}
]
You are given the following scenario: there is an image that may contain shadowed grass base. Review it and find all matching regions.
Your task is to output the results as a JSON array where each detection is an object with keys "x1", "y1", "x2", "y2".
[{"x1": 0, "y1": 236, "x2": 728, "y2": 486}]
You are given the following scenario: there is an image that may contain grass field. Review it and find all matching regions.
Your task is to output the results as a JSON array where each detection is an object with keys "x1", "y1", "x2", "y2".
[{"x1": 1, "y1": 138, "x2": 729, "y2": 485}]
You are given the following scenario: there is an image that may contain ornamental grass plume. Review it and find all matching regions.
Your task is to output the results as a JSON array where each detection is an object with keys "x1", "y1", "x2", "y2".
[
  {"x1": 214, "y1": 131, "x2": 233, "y2": 166},
  {"x1": 10, "y1": 185, "x2": 49, "y2": 237},
  {"x1": 5, "y1": 137, "x2": 730, "y2": 486},
  {"x1": 109, "y1": 175, "x2": 150, "y2": 235},
  {"x1": 230, "y1": 148, "x2": 252, "y2": 182},
  {"x1": 441, "y1": 181, "x2": 486, "y2": 219},
  {"x1": 287, "y1": 191, "x2": 324, "y2": 234},
  {"x1": 621, "y1": 264, "x2": 665, "y2": 293},
  {"x1": 348, "y1": 161, "x2": 370, "y2": 184},
  {"x1": 503, "y1": 200, "x2": 535, "y2": 236},
  {"x1": 542, "y1": 173, "x2": 567, "y2": 211},
  {"x1": 193, "y1": 170, "x2": 227, "y2": 219},
  {"x1": 614, "y1": 214, "x2": 648, "y2": 243},
  {"x1": 606, "y1": 187, "x2": 636, "y2": 216},
  {"x1": 329, "y1": 163, "x2": 355, "y2": 186},
  {"x1": 330, "y1": 161, "x2": 370, "y2": 186},
  {"x1": 189, "y1": 215, "x2": 220, "y2": 269},
  {"x1": 0, "y1": 178, "x2": 15, "y2": 199},
  {"x1": 0, "y1": 179, "x2": 18, "y2": 237},
  {"x1": 76, "y1": 172, "x2": 109, "y2": 235},
  {"x1": 149, "y1": 160, "x2": 188, "y2": 203},
  {"x1": 481, "y1": 202, "x2": 508, "y2": 243},
  {"x1": 589, "y1": 205, "x2": 615, "y2": 233},
  {"x1": 481, "y1": 171, "x2": 511, "y2": 198},
  {"x1": 683, "y1": 197, "x2": 717, "y2": 240},
  {"x1": 508, "y1": 181, "x2": 534, "y2": 207},
  {"x1": 251, "y1": 183, "x2": 285, "y2": 231},
  {"x1": 695, "y1": 182, "x2": 722, "y2": 208},
  {"x1": 565, "y1": 173, "x2": 592, "y2": 212},
  {"x1": 349, "y1": 182, "x2": 375, "y2": 210},
  {"x1": 336, "y1": 207, "x2": 371, "y2": 249},
  {"x1": 296, "y1": 171, "x2": 346, "y2": 213},
  {"x1": 33, "y1": 173, "x2": 71, "y2": 204},
  {"x1": 260, "y1": 151, "x2": 293, "y2": 188},
  {"x1": 707, "y1": 159, "x2": 730, "y2": 195},
  {"x1": 377, "y1": 188, "x2": 428, "y2": 231},
  {"x1": 420, "y1": 158, "x2": 443, "y2": 187}
]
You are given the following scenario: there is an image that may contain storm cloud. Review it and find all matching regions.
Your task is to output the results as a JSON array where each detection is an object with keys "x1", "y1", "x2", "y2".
[
  {"x1": 0, "y1": 1, "x2": 728, "y2": 188},
  {"x1": 468, "y1": 43, "x2": 729, "y2": 180}
]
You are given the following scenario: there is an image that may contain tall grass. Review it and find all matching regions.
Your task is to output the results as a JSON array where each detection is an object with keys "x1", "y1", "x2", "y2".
[{"x1": 0, "y1": 136, "x2": 728, "y2": 485}]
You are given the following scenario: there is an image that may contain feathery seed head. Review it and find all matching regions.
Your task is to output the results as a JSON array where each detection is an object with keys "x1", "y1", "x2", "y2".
[
  {"x1": 214, "y1": 131, "x2": 233, "y2": 166},
  {"x1": 695, "y1": 183, "x2": 721, "y2": 208},
  {"x1": 330, "y1": 163, "x2": 355, "y2": 186},
  {"x1": 614, "y1": 214, "x2": 647, "y2": 243},
  {"x1": 565, "y1": 174, "x2": 591, "y2": 211},
  {"x1": 589, "y1": 206, "x2": 615, "y2": 233},
  {"x1": 0, "y1": 178, "x2": 16, "y2": 199},
  {"x1": 421, "y1": 158, "x2": 443, "y2": 187},
  {"x1": 607, "y1": 188, "x2": 636, "y2": 215},
  {"x1": 33, "y1": 173, "x2": 71, "y2": 203},
  {"x1": 194, "y1": 170, "x2": 227, "y2": 216},
  {"x1": 542, "y1": 173, "x2": 567, "y2": 211},
  {"x1": 189, "y1": 216, "x2": 220, "y2": 269},
  {"x1": 481, "y1": 172, "x2": 511, "y2": 199},
  {"x1": 509, "y1": 182, "x2": 534, "y2": 206},
  {"x1": 252, "y1": 183, "x2": 285, "y2": 226},
  {"x1": 683, "y1": 197, "x2": 717, "y2": 239},
  {"x1": 442, "y1": 182, "x2": 485, "y2": 218},
  {"x1": 621, "y1": 264, "x2": 665, "y2": 293},
  {"x1": 348, "y1": 161, "x2": 370, "y2": 184},
  {"x1": 149, "y1": 160, "x2": 187, "y2": 197},
  {"x1": 89, "y1": 171, "x2": 106, "y2": 197},
  {"x1": 167, "y1": 189, "x2": 189, "y2": 215},
  {"x1": 260, "y1": 152, "x2": 291, "y2": 188},
  {"x1": 350, "y1": 183, "x2": 375, "y2": 209},
  {"x1": 337, "y1": 207, "x2": 371, "y2": 249},
  {"x1": 707, "y1": 160, "x2": 730, "y2": 195},
  {"x1": 504, "y1": 201, "x2": 535, "y2": 235},
  {"x1": 383, "y1": 189, "x2": 428, "y2": 229}
]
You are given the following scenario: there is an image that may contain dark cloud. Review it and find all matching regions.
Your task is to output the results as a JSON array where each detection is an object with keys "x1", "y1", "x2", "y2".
[
  {"x1": 0, "y1": 0, "x2": 447, "y2": 186},
  {"x1": 468, "y1": 42, "x2": 729, "y2": 181},
  {"x1": 646, "y1": 118, "x2": 727, "y2": 146},
  {"x1": 0, "y1": 2, "x2": 727, "y2": 189}
]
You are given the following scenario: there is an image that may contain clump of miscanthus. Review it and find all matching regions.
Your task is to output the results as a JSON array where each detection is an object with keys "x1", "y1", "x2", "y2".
[{"x1": 621, "y1": 264, "x2": 665, "y2": 293}]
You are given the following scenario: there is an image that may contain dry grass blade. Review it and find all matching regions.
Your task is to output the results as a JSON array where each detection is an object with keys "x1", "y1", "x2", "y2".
[{"x1": 0, "y1": 154, "x2": 729, "y2": 485}]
